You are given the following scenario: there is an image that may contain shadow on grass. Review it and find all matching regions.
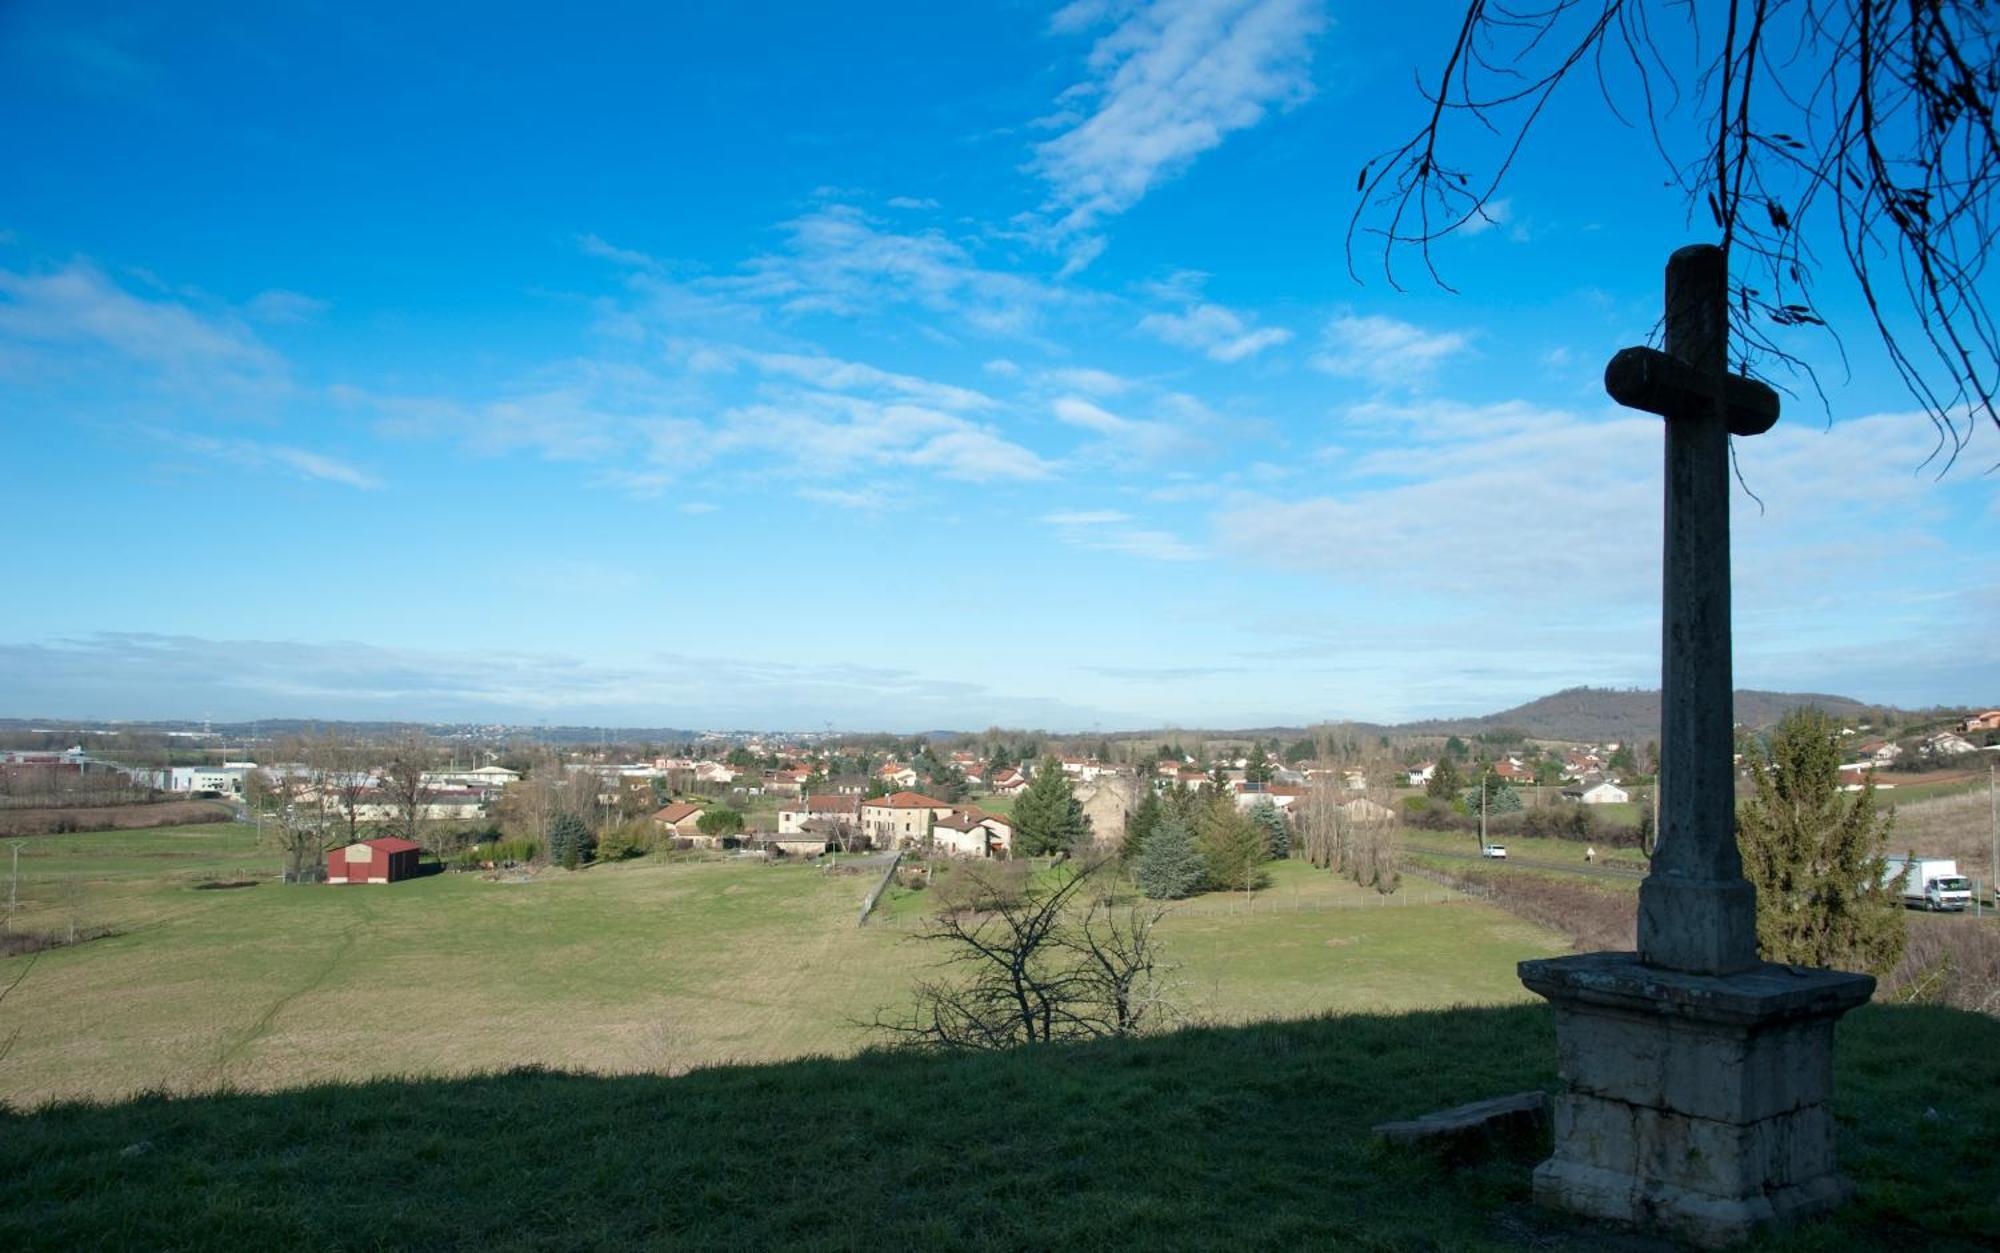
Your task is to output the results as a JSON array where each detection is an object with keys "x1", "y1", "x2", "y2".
[{"x1": 2, "y1": 1003, "x2": 1995, "y2": 1251}]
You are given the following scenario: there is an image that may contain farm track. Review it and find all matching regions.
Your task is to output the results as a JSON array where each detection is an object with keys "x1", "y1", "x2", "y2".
[{"x1": 1406, "y1": 844, "x2": 1646, "y2": 881}]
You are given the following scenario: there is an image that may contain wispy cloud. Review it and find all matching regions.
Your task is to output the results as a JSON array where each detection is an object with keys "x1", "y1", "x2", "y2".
[
  {"x1": 1138, "y1": 299, "x2": 1291, "y2": 362},
  {"x1": 0, "y1": 632, "x2": 1121, "y2": 729},
  {"x1": 0, "y1": 262, "x2": 284, "y2": 396},
  {"x1": 1033, "y1": 0, "x2": 1325, "y2": 250},
  {"x1": 1311, "y1": 313, "x2": 1471, "y2": 387},
  {"x1": 245, "y1": 289, "x2": 329, "y2": 325},
  {"x1": 1042, "y1": 506, "x2": 1206, "y2": 561},
  {"x1": 166, "y1": 431, "x2": 384, "y2": 491},
  {"x1": 726, "y1": 204, "x2": 1071, "y2": 339}
]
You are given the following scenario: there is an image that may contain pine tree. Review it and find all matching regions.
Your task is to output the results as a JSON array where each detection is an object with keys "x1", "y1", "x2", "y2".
[
  {"x1": 1426, "y1": 756, "x2": 1464, "y2": 800},
  {"x1": 1013, "y1": 757, "x2": 1089, "y2": 856},
  {"x1": 1123, "y1": 788, "x2": 1164, "y2": 862},
  {"x1": 1737, "y1": 708, "x2": 1907, "y2": 975},
  {"x1": 1250, "y1": 798, "x2": 1289, "y2": 858},
  {"x1": 548, "y1": 812, "x2": 591, "y2": 869},
  {"x1": 1136, "y1": 811, "x2": 1205, "y2": 899},
  {"x1": 1196, "y1": 793, "x2": 1268, "y2": 892}
]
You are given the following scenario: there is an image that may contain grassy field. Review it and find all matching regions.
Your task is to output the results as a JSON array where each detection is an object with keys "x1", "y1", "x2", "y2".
[
  {"x1": 2, "y1": 1002, "x2": 1993, "y2": 1251},
  {"x1": 1, "y1": 825, "x2": 1566, "y2": 1107}
]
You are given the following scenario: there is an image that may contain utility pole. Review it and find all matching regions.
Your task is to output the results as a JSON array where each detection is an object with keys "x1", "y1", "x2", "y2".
[{"x1": 1989, "y1": 761, "x2": 1996, "y2": 911}]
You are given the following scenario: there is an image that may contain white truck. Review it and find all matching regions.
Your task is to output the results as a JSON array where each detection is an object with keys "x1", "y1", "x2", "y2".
[{"x1": 1881, "y1": 856, "x2": 1973, "y2": 912}]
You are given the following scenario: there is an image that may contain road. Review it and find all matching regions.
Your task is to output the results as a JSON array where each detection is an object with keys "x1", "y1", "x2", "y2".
[{"x1": 1406, "y1": 843, "x2": 1646, "y2": 882}]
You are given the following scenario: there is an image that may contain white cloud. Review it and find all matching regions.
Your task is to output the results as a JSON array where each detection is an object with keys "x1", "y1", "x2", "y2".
[
  {"x1": 747, "y1": 351, "x2": 996, "y2": 411},
  {"x1": 725, "y1": 205, "x2": 1070, "y2": 339},
  {"x1": 1456, "y1": 197, "x2": 1512, "y2": 237},
  {"x1": 0, "y1": 261, "x2": 284, "y2": 396},
  {"x1": 1052, "y1": 394, "x2": 1135, "y2": 435},
  {"x1": 246, "y1": 289, "x2": 329, "y2": 324},
  {"x1": 678, "y1": 501, "x2": 719, "y2": 515},
  {"x1": 1043, "y1": 366, "x2": 1133, "y2": 396},
  {"x1": 886, "y1": 196, "x2": 940, "y2": 210},
  {"x1": 166, "y1": 430, "x2": 384, "y2": 491},
  {"x1": 578, "y1": 233, "x2": 661, "y2": 270},
  {"x1": 1311, "y1": 313, "x2": 1471, "y2": 387},
  {"x1": 1032, "y1": 0, "x2": 1325, "y2": 236},
  {"x1": 1138, "y1": 300, "x2": 1291, "y2": 362},
  {"x1": 1041, "y1": 506, "x2": 1206, "y2": 561}
]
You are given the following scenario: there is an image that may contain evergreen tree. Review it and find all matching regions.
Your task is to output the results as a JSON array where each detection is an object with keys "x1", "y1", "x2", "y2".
[
  {"x1": 1196, "y1": 793, "x2": 1268, "y2": 892},
  {"x1": 1136, "y1": 810, "x2": 1205, "y2": 900},
  {"x1": 1250, "y1": 798, "x2": 1289, "y2": 859},
  {"x1": 548, "y1": 812, "x2": 592, "y2": 869},
  {"x1": 1244, "y1": 755, "x2": 1274, "y2": 784},
  {"x1": 1013, "y1": 757, "x2": 1089, "y2": 856},
  {"x1": 1123, "y1": 788, "x2": 1164, "y2": 862},
  {"x1": 1738, "y1": 708, "x2": 1906, "y2": 976},
  {"x1": 1464, "y1": 773, "x2": 1523, "y2": 814},
  {"x1": 1426, "y1": 756, "x2": 1464, "y2": 800}
]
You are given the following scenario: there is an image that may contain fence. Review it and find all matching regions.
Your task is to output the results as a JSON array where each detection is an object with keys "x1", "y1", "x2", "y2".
[{"x1": 856, "y1": 851, "x2": 903, "y2": 926}]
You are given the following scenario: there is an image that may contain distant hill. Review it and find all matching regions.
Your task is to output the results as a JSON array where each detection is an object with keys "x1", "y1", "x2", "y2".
[{"x1": 1391, "y1": 686, "x2": 1884, "y2": 746}]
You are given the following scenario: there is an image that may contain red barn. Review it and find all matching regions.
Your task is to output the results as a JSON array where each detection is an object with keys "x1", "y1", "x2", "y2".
[{"x1": 326, "y1": 837, "x2": 421, "y2": 885}]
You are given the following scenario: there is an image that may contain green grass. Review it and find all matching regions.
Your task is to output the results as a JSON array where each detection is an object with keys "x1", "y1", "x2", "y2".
[
  {"x1": 969, "y1": 791, "x2": 1015, "y2": 817},
  {"x1": 1, "y1": 827, "x2": 1564, "y2": 1106},
  {"x1": 1, "y1": 1003, "x2": 1993, "y2": 1251}
]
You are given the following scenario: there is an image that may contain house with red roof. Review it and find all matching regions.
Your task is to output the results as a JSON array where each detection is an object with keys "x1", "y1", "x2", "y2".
[{"x1": 860, "y1": 791, "x2": 955, "y2": 848}]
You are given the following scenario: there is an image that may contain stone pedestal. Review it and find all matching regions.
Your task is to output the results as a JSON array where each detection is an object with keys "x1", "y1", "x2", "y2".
[{"x1": 1519, "y1": 951, "x2": 1874, "y2": 1247}]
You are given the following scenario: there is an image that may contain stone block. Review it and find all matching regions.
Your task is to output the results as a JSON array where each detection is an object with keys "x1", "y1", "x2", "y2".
[
  {"x1": 1520, "y1": 950, "x2": 1872, "y2": 1247},
  {"x1": 1373, "y1": 1090, "x2": 1547, "y2": 1164}
]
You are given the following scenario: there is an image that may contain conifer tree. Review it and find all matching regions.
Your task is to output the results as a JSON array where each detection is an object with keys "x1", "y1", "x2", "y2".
[
  {"x1": 1196, "y1": 793, "x2": 1269, "y2": 893},
  {"x1": 1013, "y1": 757, "x2": 1089, "y2": 856},
  {"x1": 1123, "y1": 788, "x2": 1164, "y2": 862},
  {"x1": 1426, "y1": 756, "x2": 1464, "y2": 800},
  {"x1": 1737, "y1": 708, "x2": 1906, "y2": 976},
  {"x1": 548, "y1": 812, "x2": 592, "y2": 869},
  {"x1": 1250, "y1": 798, "x2": 1289, "y2": 859},
  {"x1": 1136, "y1": 810, "x2": 1205, "y2": 900}
]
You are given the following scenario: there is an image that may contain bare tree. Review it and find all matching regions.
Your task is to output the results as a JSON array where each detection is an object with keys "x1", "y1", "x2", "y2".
[
  {"x1": 1354, "y1": 1, "x2": 1999, "y2": 467},
  {"x1": 378, "y1": 736, "x2": 436, "y2": 849},
  {"x1": 874, "y1": 859, "x2": 1180, "y2": 1050}
]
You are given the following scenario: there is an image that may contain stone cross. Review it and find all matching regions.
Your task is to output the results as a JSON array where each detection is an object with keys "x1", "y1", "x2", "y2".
[
  {"x1": 1519, "y1": 246, "x2": 1872, "y2": 1245},
  {"x1": 1604, "y1": 244, "x2": 1778, "y2": 976}
]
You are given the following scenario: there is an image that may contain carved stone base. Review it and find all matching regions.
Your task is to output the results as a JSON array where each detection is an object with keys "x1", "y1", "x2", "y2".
[{"x1": 1519, "y1": 951, "x2": 1874, "y2": 1248}]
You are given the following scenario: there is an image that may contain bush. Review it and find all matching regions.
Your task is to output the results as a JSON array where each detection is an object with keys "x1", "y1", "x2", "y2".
[{"x1": 596, "y1": 819, "x2": 657, "y2": 861}]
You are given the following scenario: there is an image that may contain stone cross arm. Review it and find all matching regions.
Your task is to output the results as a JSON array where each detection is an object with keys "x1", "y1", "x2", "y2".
[{"x1": 1604, "y1": 346, "x2": 1780, "y2": 437}]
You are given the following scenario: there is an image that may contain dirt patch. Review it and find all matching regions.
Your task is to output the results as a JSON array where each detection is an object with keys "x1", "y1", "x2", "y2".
[
  {"x1": 1323, "y1": 936, "x2": 1360, "y2": 948},
  {"x1": 0, "y1": 800, "x2": 235, "y2": 837},
  {"x1": 1418, "y1": 864, "x2": 1637, "y2": 952},
  {"x1": 192, "y1": 880, "x2": 260, "y2": 891},
  {"x1": 0, "y1": 926, "x2": 120, "y2": 957}
]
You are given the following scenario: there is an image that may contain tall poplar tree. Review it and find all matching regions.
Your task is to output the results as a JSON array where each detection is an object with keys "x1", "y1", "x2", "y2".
[{"x1": 1737, "y1": 709, "x2": 1906, "y2": 976}]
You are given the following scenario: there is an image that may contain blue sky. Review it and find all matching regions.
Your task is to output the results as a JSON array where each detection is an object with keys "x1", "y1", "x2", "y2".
[{"x1": 1, "y1": 1, "x2": 1993, "y2": 731}]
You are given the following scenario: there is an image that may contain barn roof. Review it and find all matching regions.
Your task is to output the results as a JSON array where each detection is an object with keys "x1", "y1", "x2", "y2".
[{"x1": 359, "y1": 837, "x2": 421, "y2": 852}]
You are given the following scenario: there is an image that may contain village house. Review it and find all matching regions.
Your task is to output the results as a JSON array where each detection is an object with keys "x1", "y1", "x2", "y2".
[
  {"x1": 1922, "y1": 731, "x2": 1978, "y2": 758},
  {"x1": 876, "y1": 763, "x2": 919, "y2": 790},
  {"x1": 988, "y1": 767, "x2": 1028, "y2": 794},
  {"x1": 1960, "y1": 710, "x2": 2000, "y2": 734},
  {"x1": 1234, "y1": 782, "x2": 1306, "y2": 812},
  {"x1": 1406, "y1": 762, "x2": 1436, "y2": 787},
  {"x1": 777, "y1": 793, "x2": 860, "y2": 835},
  {"x1": 1562, "y1": 780, "x2": 1630, "y2": 805},
  {"x1": 694, "y1": 761, "x2": 738, "y2": 785},
  {"x1": 1058, "y1": 757, "x2": 1110, "y2": 782},
  {"x1": 1491, "y1": 758, "x2": 1535, "y2": 782},
  {"x1": 860, "y1": 791, "x2": 955, "y2": 848},
  {"x1": 651, "y1": 801, "x2": 707, "y2": 836},
  {"x1": 930, "y1": 807, "x2": 1014, "y2": 858},
  {"x1": 1853, "y1": 739, "x2": 1902, "y2": 766}
]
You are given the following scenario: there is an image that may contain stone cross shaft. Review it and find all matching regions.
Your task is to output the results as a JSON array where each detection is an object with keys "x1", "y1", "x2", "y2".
[{"x1": 1604, "y1": 244, "x2": 1779, "y2": 976}]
